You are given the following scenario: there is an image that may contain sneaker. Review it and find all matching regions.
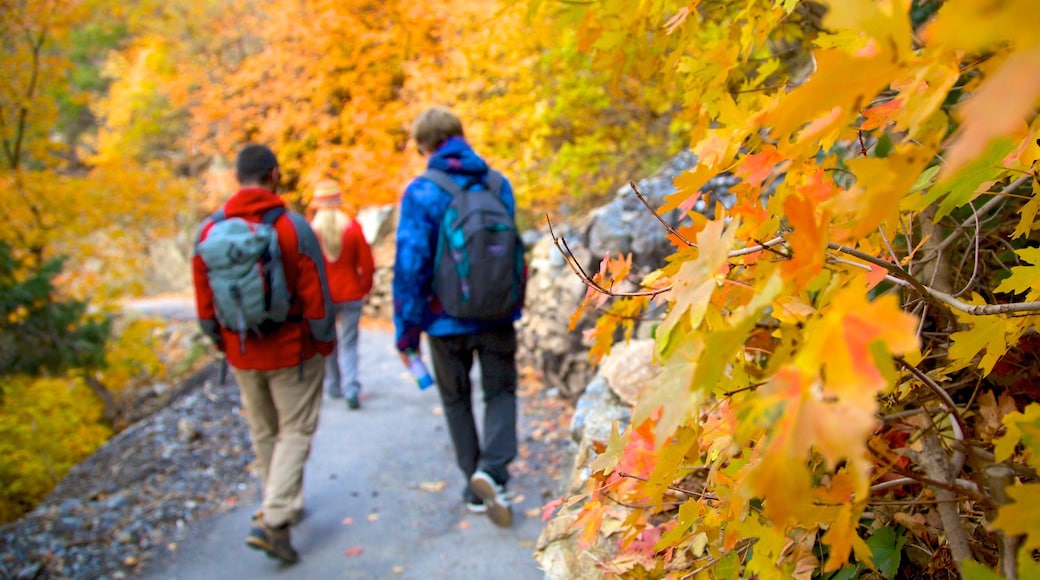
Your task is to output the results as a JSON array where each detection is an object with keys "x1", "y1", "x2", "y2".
[
  {"x1": 346, "y1": 393, "x2": 360, "y2": 410},
  {"x1": 465, "y1": 498, "x2": 487, "y2": 514},
  {"x1": 246, "y1": 521, "x2": 299, "y2": 564},
  {"x1": 469, "y1": 470, "x2": 512, "y2": 527}
]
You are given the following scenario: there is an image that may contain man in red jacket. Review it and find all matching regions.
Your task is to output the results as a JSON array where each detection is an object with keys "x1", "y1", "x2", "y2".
[{"x1": 192, "y1": 144, "x2": 335, "y2": 564}]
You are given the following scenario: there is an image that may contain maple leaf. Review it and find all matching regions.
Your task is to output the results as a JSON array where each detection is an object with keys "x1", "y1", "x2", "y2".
[
  {"x1": 764, "y1": 48, "x2": 900, "y2": 145},
  {"x1": 590, "y1": 420, "x2": 626, "y2": 475},
  {"x1": 781, "y1": 194, "x2": 828, "y2": 290},
  {"x1": 994, "y1": 247, "x2": 1040, "y2": 302},
  {"x1": 734, "y1": 146, "x2": 784, "y2": 189},
  {"x1": 844, "y1": 143, "x2": 938, "y2": 238},
  {"x1": 993, "y1": 404, "x2": 1040, "y2": 465},
  {"x1": 948, "y1": 311, "x2": 1011, "y2": 375},
  {"x1": 661, "y1": 163, "x2": 716, "y2": 213},
  {"x1": 991, "y1": 483, "x2": 1040, "y2": 550},
  {"x1": 860, "y1": 99, "x2": 904, "y2": 131},
  {"x1": 656, "y1": 219, "x2": 736, "y2": 349},
  {"x1": 1011, "y1": 178, "x2": 1040, "y2": 239},
  {"x1": 943, "y1": 48, "x2": 1040, "y2": 177}
]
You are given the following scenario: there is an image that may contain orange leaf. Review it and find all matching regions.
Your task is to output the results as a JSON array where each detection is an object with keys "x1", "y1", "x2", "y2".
[
  {"x1": 860, "y1": 98, "x2": 904, "y2": 131},
  {"x1": 735, "y1": 146, "x2": 784, "y2": 189},
  {"x1": 942, "y1": 47, "x2": 1040, "y2": 177},
  {"x1": 345, "y1": 546, "x2": 363, "y2": 557}
]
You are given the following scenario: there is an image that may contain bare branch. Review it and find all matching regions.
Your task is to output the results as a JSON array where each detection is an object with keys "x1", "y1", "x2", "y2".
[
  {"x1": 936, "y1": 175, "x2": 1029, "y2": 255},
  {"x1": 629, "y1": 181, "x2": 694, "y2": 247},
  {"x1": 546, "y1": 215, "x2": 671, "y2": 298}
]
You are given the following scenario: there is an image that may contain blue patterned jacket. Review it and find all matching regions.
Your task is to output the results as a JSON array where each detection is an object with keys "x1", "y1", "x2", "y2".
[{"x1": 392, "y1": 136, "x2": 521, "y2": 352}]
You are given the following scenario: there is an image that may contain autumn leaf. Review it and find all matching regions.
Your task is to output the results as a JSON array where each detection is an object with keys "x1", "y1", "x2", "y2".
[
  {"x1": 948, "y1": 311, "x2": 1010, "y2": 375},
  {"x1": 735, "y1": 146, "x2": 784, "y2": 189},
  {"x1": 942, "y1": 47, "x2": 1040, "y2": 177},
  {"x1": 860, "y1": 99, "x2": 904, "y2": 131},
  {"x1": 994, "y1": 247, "x2": 1040, "y2": 302},
  {"x1": 993, "y1": 404, "x2": 1040, "y2": 464},
  {"x1": 991, "y1": 484, "x2": 1040, "y2": 550}
]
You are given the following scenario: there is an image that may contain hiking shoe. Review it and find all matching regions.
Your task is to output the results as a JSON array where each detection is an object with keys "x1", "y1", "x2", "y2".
[
  {"x1": 346, "y1": 393, "x2": 360, "y2": 410},
  {"x1": 469, "y1": 470, "x2": 512, "y2": 527},
  {"x1": 246, "y1": 522, "x2": 299, "y2": 564},
  {"x1": 465, "y1": 498, "x2": 487, "y2": 514}
]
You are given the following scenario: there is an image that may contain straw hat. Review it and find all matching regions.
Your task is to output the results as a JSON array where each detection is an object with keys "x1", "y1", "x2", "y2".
[{"x1": 311, "y1": 179, "x2": 343, "y2": 208}]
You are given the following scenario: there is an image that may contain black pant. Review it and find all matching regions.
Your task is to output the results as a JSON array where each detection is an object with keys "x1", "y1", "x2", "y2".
[{"x1": 427, "y1": 325, "x2": 518, "y2": 488}]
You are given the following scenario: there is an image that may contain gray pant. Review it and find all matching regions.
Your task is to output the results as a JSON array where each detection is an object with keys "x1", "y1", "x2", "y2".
[
  {"x1": 427, "y1": 325, "x2": 518, "y2": 489},
  {"x1": 325, "y1": 300, "x2": 364, "y2": 397}
]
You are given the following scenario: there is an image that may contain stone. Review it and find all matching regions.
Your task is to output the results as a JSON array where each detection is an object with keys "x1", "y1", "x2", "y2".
[{"x1": 597, "y1": 339, "x2": 659, "y2": 406}]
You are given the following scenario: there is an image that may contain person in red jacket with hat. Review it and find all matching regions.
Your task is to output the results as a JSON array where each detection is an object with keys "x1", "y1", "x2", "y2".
[
  {"x1": 192, "y1": 144, "x2": 335, "y2": 564},
  {"x1": 309, "y1": 179, "x2": 374, "y2": 410}
]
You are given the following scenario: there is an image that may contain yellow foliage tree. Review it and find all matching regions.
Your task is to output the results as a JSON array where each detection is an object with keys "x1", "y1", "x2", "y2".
[{"x1": 543, "y1": 0, "x2": 1040, "y2": 577}]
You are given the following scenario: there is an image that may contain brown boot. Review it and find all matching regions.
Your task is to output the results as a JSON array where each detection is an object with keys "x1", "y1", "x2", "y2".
[{"x1": 246, "y1": 521, "x2": 299, "y2": 564}]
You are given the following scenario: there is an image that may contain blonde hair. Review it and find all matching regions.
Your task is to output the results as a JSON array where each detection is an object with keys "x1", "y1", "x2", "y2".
[
  {"x1": 310, "y1": 208, "x2": 350, "y2": 261},
  {"x1": 412, "y1": 106, "x2": 464, "y2": 154}
]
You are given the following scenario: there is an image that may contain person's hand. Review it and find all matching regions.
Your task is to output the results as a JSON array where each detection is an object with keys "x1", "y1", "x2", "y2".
[{"x1": 398, "y1": 349, "x2": 412, "y2": 369}]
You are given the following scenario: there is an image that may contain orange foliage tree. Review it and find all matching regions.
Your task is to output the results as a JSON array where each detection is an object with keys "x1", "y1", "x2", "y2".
[{"x1": 542, "y1": 0, "x2": 1040, "y2": 578}]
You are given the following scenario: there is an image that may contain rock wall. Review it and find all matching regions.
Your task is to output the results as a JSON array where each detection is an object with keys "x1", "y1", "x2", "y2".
[
  {"x1": 533, "y1": 339, "x2": 661, "y2": 579},
  {"x1": 517, "y1": 152, "x2": 738, "y2": 399}
]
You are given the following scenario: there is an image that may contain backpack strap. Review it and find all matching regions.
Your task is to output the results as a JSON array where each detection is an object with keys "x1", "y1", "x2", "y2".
[
  {"x1": 421, "y1": 169, "x2": 504, "y2": 196},
  {"x1": 261, "y1": 207, "x2": 286, "y2": 226},
  {"x1": 420, "y1": 169, "x2": 464, "y2": 196}
]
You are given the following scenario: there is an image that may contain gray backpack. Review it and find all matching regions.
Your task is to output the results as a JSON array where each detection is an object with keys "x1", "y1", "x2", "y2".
[
  {"x1": 422, "y1": 169, "x2": 524, "y2": 321},
  {"x1": 195, "y1": 207, "x2": 291, "y2": 351}
]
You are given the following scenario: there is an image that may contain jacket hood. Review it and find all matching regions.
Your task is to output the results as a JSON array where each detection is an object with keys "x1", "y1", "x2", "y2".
[
  {"x1": 223, "y1": 187, "x2": 286, "y2": 220},
  {"x1": 426, "y1": 136, "x2": 489, "y2": 178}
]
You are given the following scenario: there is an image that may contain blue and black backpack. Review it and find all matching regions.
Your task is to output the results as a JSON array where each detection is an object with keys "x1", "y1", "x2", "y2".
[{"x1": 422, "y1": 169, "x2": 524, "y2": 321}]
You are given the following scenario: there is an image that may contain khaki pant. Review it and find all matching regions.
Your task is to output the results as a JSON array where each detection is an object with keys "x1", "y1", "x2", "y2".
[{"x1": 232, "y1": 355, "x2": 324, "y2": 528}]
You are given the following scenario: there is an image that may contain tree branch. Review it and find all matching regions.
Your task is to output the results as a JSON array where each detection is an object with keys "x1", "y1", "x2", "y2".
[
  {"x1": 546, "y1": 215, "x2": 671, "y2": 298},
  {"x1": 629, "y1": 182, "x2": 694, "y2": 247}
]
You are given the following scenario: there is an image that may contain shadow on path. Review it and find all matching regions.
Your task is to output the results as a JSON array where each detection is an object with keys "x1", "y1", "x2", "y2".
[{"x1": 142, "y1": 324, "x2": 552, "y2": 580}]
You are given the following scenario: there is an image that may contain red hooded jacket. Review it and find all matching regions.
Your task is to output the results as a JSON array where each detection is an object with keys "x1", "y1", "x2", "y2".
[
  {"x1": 192, "y1": 187, "x2": 336, "y2": 370},
  {"x1": 322, "y1": 219, "x2": 374, "y2": 303}
]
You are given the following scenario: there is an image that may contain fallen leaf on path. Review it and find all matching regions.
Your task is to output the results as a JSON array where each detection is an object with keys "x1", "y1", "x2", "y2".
[
  {"x1": 367, "y1": 513, "x2": 380, "y2": 522},
  {"x1": 418, "y1": 481, "x2": 446, "y2": 493},
  {"x1": 345, "y1": 547, "x2": 363, "y2": 557},
  {"x1": 342, "y1": 517, "x2": 354, "y2": 525},
  {"x1": 511, "y1": 494, "x2": 525, "y2": 504},
  {"x1": 542, "y1": 497, "x2": 565, "y2": 521},
  {"x1": 525, "y1": 507, "x2": 541, "y2": 518},
  {"x1": 392, "y1": 566, "x2": 405, "y2": 574},
  {"x1": 432, "y1": 407, "x2": 443, "y2": 416},
  {"x1": 458, "y1": 520, "x2": 471, "y2": 530}
]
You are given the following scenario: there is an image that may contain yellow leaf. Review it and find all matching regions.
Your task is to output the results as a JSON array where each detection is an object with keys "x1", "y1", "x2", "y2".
[
  {"x1": 994, "y1": 404, "x2": 1040, "y2": 464},
  {"x1": 948, "y1": 312, "x2": 1010, "y2": 375},
  {"x1": 765, "y1": 48, "x2": 900, "y2": 146},
  {"x1": 994, "y1": 247, "x2": 1040, "y2": 302},
  {"x1": 991, "y1": 483, "x2": 1040, "y2": 550}
]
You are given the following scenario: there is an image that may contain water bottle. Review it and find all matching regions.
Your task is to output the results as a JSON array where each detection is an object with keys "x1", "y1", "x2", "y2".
[{"x1": 407, "y1": 353, "x2": 435, "y2": 390}]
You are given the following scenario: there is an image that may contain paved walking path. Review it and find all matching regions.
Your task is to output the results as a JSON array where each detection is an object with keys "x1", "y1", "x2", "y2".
[{"x1": 141, "y1": 323, "x2": 553, "y2": 580}]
